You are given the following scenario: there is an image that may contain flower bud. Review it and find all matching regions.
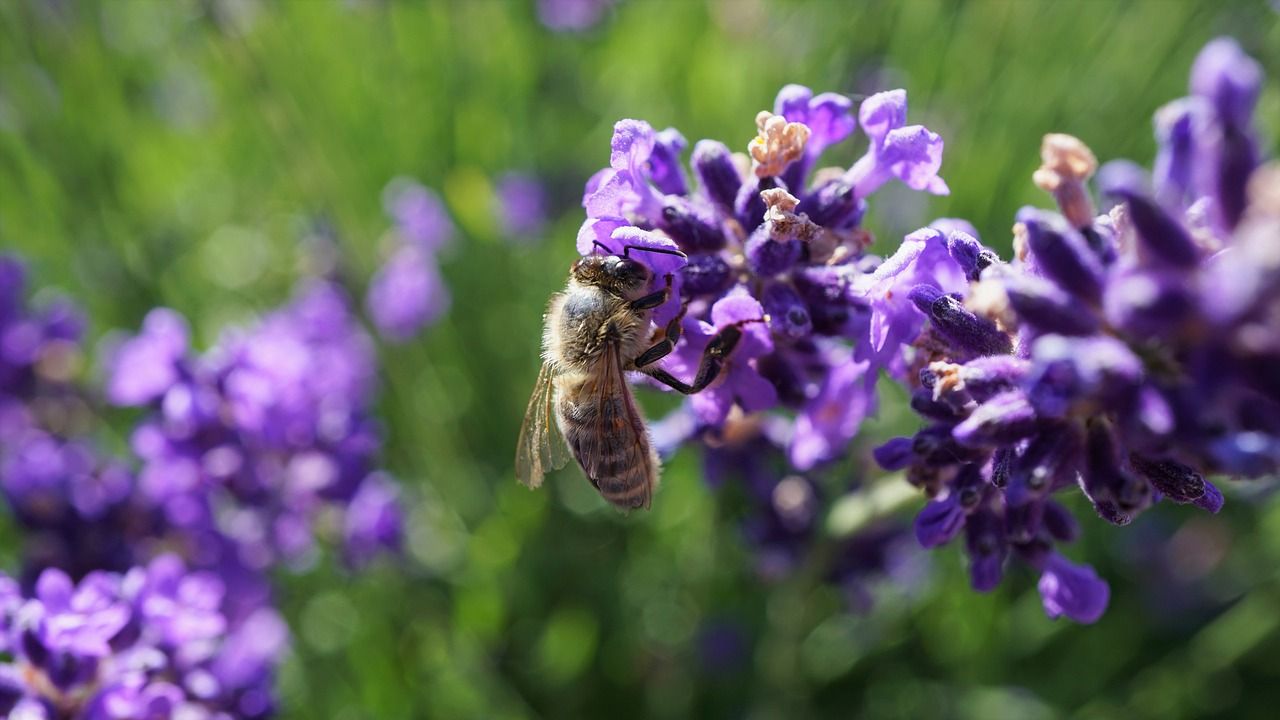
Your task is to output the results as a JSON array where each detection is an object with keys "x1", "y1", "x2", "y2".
[
  {"x1": 692, "y1": 139, "x2": 742, "y2": 214},
  {"x1": 1016, "y1": 207, "x2": 1106, "y2": 302},
  {"x1": 953, "y1": 390, "x2": 1040, "y2": 447},
  {"x1": 909, "y1": 284, "x2": 1013, "y2": 357}
]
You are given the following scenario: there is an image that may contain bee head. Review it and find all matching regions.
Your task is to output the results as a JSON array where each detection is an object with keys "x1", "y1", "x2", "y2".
[{"x1": 571, "y1": 254, "x2": 651, "y2": 295}]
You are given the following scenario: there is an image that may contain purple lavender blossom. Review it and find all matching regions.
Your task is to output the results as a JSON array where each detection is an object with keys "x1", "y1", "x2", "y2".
[
  {"x1": 569, "y1": 83, "x2": 952, "y2": 597},
  {"x1": 0, "y1": 559, "x2": 285, "y2": 719},
  {"x1": 496, "y1": 172, "x2": 549, "y2": 240},
  {"x1": 109, "y1": 279, "x2": 403, "y2": 576},
  {"x1": 578, "y1": 85, "x2": 948, "y2": 468},
  {"x1": 383, "y1": 178, "x2": 454, "y2": 253},
  {"x1": 876, "y1": 38, "x2": 1274, "y2": 623},
  {"x1": 366, "y1": 242, "x2": 450, "y2": 342},
  {"x1": 104, "y1": 309, "x2": 189, "y2": 407}
]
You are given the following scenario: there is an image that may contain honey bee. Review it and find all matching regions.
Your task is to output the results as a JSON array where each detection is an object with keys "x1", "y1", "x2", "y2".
[{"x1": 516, "y1": 243, "x2": 760, "y2": 510}]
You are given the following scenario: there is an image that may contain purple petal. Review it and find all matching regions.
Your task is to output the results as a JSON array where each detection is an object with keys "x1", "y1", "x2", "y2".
[
  {"x1": 610, "y1": 119, "x2": 656, "y2": 174},
  {"x1": 582, "y1": 169, "x2": 634, "y2": 218},
  {"x1": 914, "y1": 494, "x2": 965, "y2": 548},
  {"x1": 344, "y1": 474, "x2": 403, "y2": 567},
  {"x1": 1037, "y1": 553, "x2": 1110, "y2": 624},
  {"x1": 1194, "y1": 480, "x2": 1225, "y2": 514},
  {"x1": 953, "y1": 390, "x2": 1039, "y2": 447},
  {"x1": 880, "y1": 125, "x2": 949, "y2": 195},
  {"x1": 709, "y1": 287, "x2": 771, "y2": 356},
  {"x1": 789, "y1": 360, "x2": 872, "y2": 470},
  {"x1": 873, "y1": 437, "x2": 915, "y2": 470},
  {"x1": 576, "y1": 216, "x2": 628, "y2": 256},
  {"x1": 858, "y1": 89, "x2": 908, "y2": 146},
  {"x1": 106, "y1": 308, "x2": 190, "y2": 406},
  {"x1": 690, "y1": 383, "x2": 735, "y2": 426},
  {"x1": 1016, "y1": 207, "x2": 1105, "y2": 302}
]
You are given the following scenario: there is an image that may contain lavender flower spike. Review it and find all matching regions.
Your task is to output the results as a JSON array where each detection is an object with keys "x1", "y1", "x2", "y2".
[{"x1": 885, "y1": 37, "x2": 1274, "y2": 624}]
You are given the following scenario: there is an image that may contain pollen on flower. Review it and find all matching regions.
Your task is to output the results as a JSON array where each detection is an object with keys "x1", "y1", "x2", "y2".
[
  {"x1": 1033, "y1": 133, "x2": 1099, "y2": 229},
  {"x1": 761, "y1": 187, "x2": 800, "y2": 215},
  {"x1": 762, "y1": 187, "x2": 821, "y2": 242},
  {"x1": 927, "y1": 361, "x2": 966, "y2": 400},
  {"x1": 750, "y1": 111, "x2": 811, "y2": 178}
]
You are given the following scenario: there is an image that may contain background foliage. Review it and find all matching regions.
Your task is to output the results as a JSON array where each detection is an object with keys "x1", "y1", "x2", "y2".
[{"x1": 2, "y1": 1, "x2": 1279, "y2": 718}]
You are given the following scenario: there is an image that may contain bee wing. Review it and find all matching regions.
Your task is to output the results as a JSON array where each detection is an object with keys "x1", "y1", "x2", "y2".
[
  {"x1": 576, "y1": 340, "x2": 656, "y2": 510},
  {"x1": 516, "y1": 362, "x2": 571, "y2": 489}
]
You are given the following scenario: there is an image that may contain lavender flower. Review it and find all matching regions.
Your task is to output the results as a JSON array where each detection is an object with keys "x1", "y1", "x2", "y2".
[
  {"x1": 876, "y1": 38, "x2": 1274, "y2": 622},
  {"x1": 579, "y1": 85, "x2": 948, "y2": 470},
  {"x1": 571, "y1": 83, "x2": 950, "y2": 598},
  {"x1": 0, "y1": 558, "x2": 285, "y2": 719}
]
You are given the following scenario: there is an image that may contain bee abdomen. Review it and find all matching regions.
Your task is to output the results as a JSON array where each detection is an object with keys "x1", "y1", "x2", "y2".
[{"x1": 558, "y1": 394, "x2": 656, "y2": 509}]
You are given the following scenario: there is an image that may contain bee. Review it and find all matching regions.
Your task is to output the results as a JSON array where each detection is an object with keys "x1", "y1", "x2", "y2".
[{"x1": 516, "y1": 243, "x2": 761, "y2": 510}]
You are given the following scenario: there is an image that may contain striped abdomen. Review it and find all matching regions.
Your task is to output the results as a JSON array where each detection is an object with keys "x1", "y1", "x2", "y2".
[{"x1": 555, "y1": 373, "x2": 658, "y2": 510}]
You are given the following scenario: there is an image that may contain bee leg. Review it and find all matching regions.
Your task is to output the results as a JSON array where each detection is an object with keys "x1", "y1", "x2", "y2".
[
  {"x1": 633, "y1": 296, "x2": 691, "y2": 368},
  {"x1": 628, "y1": 273, "x2": 675, "y2": 312},
  {"x1": 640, "y1": 318, "x2": 764, "y2": 393}
]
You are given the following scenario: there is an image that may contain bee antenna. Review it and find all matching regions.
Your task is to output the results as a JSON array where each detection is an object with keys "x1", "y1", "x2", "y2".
[
  {"x1": 621, "y1": 245, "x2": 688, "y2": 260},
  {"x1": 591, "y1": 240, "x2": 613, "y2": 255}
]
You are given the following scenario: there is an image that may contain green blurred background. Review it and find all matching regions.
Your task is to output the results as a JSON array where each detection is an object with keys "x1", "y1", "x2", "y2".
[{"x1": 2, "y1": 1, "x2": 1280, "y2": 718}]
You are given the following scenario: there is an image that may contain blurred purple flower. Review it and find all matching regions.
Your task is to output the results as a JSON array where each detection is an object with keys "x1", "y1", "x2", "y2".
[
  {"x1": 537, "y1": 0, "x2": 616, "y2": 32},
  {"x1": 105, "y1": 308, "x2": 189, "y2": 406},
  {"x1": 383, "y1": 178, "x2": 454, "y2": 252},
  {"x1": 1037, "y1": 553, "x2": 1110, "y2": 624},
  {"x1": 0, "y1": 559, "x2": 285, "y2": 718},
  {"x1": 366, "y1": 242, "x2": 450, "y2": 342},
  {"x1": 496, "y1": 172, "x2": 549, "y2": 239}
]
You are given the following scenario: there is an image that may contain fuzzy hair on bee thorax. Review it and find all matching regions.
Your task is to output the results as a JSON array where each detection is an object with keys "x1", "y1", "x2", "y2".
[{"x1": 543, "y1": 280, "x2": 653, "y2": 374}]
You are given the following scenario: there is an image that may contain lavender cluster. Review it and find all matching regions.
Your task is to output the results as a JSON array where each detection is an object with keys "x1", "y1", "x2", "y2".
[
  {"x1": 580, "y1": 84, "x2": 950, "y2": 599},
  {"x1": 2, "y1": 248, "x2": 410, "y2": 714},
  {"x1": 873, "y1": 38, "x2": 1274, "y2": 622},
  {"x1": 575, "y1": 37, "x2": 1275, "y2": 622},
  {"x1": 0, "y1": 557, "x2": 284, "y2": 719},
  {"x1": 582, "y1": 84, "x2": 948, "y2": 464},
  {"x1": 106, "y1": 279, "x2": 403, "y2": 577},
  {"x1": 1, "y1": 257, "x2": 159, "y2": 583}
]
